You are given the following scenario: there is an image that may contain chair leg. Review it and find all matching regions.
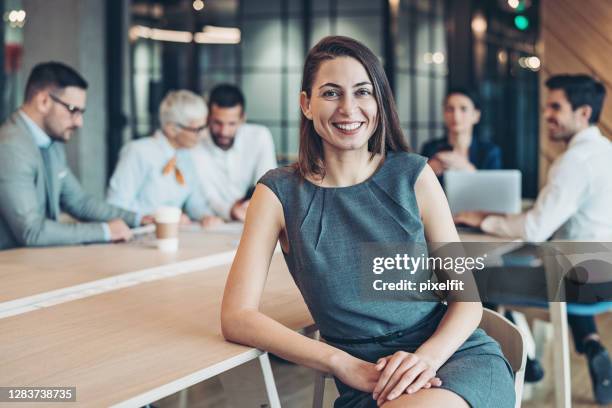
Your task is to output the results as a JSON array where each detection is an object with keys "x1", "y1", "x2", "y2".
[
  {"x1": 509, "y1": 310, "x2": 537, "y2": 360},
  {"x1": 514, "y1": 367, "x2": 526, "y2": 408},
  {"x1": 312, "y1": 370, "x2": 326, "y2": 408},
  {"x1": 550, "y1": 302, "x2": 571, "y2": 408}
]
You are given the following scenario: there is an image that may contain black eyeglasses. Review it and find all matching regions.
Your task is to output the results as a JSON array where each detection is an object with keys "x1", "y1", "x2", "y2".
[
  {"x1": 176, "y1": 123, "x2": 207, "y2": 134},
  {"x1": 49, "y1": 93, "x2": 86, "y2": 117}
]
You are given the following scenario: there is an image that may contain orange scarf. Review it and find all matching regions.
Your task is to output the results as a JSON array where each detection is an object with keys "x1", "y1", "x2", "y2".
[{"x1": 162, "y1": 156, "x2": 185, "y2": 186}]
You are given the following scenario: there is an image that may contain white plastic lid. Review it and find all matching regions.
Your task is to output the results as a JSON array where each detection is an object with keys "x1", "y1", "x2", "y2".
[{"x1": 154, "y1": 206, "x2": 182, "y2": 223}]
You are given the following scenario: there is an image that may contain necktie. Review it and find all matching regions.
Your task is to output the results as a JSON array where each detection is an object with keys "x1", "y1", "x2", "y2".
[
  {"x1": 39, "y1": 144, "x2": 59, "y2": 220},
  {"x1": 162, "y1": 156, "x2": 186, "y2": 186}
]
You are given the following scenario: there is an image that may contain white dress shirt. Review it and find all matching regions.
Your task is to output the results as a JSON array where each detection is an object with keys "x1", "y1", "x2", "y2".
[
  {"x1": 191, "y1": 123, "x2": 278, "y2": 220},
  {"x1": 481, "y1": 126, "x2": 612, "y2": 241}
]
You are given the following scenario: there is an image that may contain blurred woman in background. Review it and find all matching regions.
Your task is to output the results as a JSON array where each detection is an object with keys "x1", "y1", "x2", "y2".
[{"x1": 421, "y1": 88, "x2": 501, "y2": 182}]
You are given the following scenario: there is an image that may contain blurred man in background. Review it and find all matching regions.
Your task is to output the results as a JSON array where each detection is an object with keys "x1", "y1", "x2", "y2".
[
  {"x1": 0, "y1": 62, "x2": 142, "y2": 250},
  {"x1": 192, "y1": 84, "x2": 277, "y2": 222}
]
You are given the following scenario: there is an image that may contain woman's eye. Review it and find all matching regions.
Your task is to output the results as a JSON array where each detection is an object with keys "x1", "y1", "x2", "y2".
[
  {"x1": 356, "y1": 88, "x2": 372, "y2": 96},
  {"x1": 323, "y1": 90, "x2": 340, "y2": 97}
]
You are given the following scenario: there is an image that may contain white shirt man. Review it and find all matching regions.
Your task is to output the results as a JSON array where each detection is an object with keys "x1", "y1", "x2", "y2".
[
  {"x1": 455, "y1": 74, "x2": 612, "y2": 404},
  {"x1": 479, "y1": 125, "x2": 612, "y2": 241},
  {"x1": 191, "y1": 84, "x2": 277, "y2": 222}
]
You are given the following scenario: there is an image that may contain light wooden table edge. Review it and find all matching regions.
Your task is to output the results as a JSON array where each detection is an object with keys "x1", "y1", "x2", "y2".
[
  {"x1": 108, "y1": 324, "x2": 319, "y2": 407},
  {"x1": 109, "y1": 348, "x2": 264, "y2": 408},
  {"x1": 0, "y1": 249, "x2": 238, "y2": 318}
]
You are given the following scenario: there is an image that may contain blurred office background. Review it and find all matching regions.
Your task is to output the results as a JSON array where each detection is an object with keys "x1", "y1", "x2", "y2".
[{"x1": 1, "y1": 0, "x2": 609, "y2": 202}]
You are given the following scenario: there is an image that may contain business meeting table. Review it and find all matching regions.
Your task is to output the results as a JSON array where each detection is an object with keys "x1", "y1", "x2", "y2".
[{"x1": 0, "y1": 226, "x2": 572, "y2": 408}]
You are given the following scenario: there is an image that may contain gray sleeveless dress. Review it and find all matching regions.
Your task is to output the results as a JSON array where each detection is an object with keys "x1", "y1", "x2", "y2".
[{"x1": 258, "y1": 151, "x2": 515, "y2": 408}]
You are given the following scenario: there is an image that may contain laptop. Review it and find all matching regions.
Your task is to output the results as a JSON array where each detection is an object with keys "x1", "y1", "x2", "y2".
[{"x1": 445, "y1": 170, "x2": 522, "y2": 215}]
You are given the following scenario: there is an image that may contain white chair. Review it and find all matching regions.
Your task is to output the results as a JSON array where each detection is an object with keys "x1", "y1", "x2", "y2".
[
  {"x1": 479, "y1": 308, "x2": 528, "y2": 407},
  {"x1": 312, "y1": 308, "x2": 527, "y2": 408}
]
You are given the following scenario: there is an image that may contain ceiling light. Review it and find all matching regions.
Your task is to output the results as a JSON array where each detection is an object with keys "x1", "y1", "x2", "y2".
[
  {"x1": 195, "y1": 25, "x2": 241, "y2": 44},
  {"x1": 471, "y1": 12, "x2": 487, "y2": 36},
  {"x1": 432, "y1": 52, "x2": 445, "y2": 64},
  {"x1": 193, "y1": 0, "x2": 204, "y2": 11},
  {"x1": 129, "y1": 25, "x2": 193, "y2": 43},
  {"x1": 527, "y1": 56, "x2": 541, "y2": 70}
]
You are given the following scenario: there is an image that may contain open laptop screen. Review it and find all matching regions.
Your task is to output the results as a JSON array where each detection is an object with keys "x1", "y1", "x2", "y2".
[{"x1": 444, "y1": 170, "x2": 522, "y2": 215}]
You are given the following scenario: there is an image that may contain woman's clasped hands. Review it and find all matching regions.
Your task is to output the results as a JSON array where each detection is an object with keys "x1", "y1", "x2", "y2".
[{"x1": 333, "y1": 350, "x2": 443, "y2": 406}]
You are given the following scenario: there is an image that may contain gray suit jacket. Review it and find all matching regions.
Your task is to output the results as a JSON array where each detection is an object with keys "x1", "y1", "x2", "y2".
[{"x1": 0, "y1": 111, "x2": 138, "y2": 250}]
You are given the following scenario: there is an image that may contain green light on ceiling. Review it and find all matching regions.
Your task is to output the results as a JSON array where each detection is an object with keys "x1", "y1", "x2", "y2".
[{"x1": 514, "y1": 15, "x2": 529, "y2": 30}]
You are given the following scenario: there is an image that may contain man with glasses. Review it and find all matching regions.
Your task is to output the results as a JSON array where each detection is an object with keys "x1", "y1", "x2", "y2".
[
  {"x1": 191, "y1": 84, "x2": 277, "y2": 222},
  {"x1": 107, "y1": 90, "x2": 221, "y2": 227},
  {"x1": 0, "y1": 61, "x2": 143, "y2": 250}
]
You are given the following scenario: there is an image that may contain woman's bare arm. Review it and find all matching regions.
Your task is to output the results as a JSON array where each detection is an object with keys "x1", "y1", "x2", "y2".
[
  {"x1": 221, "y1": 184, "x2": 350, "y2": 374},
  {"x1": 413, "y1": 164, "x2": 482, "y2": 369}
]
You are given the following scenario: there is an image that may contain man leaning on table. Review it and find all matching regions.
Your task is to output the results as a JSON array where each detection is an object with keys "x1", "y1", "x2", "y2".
[
  {"x1": 107, "y1": 90, "x2": 222, "y2": 227},
  {"x1": 0, "y1": 62, "x2": 144, "y2": 251},
  {"x1": 455, "y1": 74, "x2": 612, "y2": 404},
  {"x1": 191, "y1": 84, "x2": 277, "y2": 222}
]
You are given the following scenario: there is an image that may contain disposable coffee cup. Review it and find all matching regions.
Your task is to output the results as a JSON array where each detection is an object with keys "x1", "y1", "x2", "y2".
[{"x1": 154, "y1": 206, "x2": 181, "y2": 252}]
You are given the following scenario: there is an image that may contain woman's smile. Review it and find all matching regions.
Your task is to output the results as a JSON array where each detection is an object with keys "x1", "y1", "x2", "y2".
[
  {"x1": 332, "y1": 120, "x2": 365, "y2": 135},
  {"x1": 301, "y1": 56, "x2": 379, "y2": 153}
]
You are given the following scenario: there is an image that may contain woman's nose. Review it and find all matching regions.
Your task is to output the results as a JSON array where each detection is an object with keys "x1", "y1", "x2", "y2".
[{"x1": 339, "y1": 95, "x2": 357, "y2": 115}]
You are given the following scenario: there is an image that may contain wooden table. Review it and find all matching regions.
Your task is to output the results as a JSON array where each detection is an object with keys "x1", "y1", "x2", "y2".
[
  {"x1": 0, "y1": 230, "x2": 239, "y2": 317},
  {"x1": 0, "y1": 255, "x2": 313, "y2": 407},
  {"x1": 0, "y1": 227, "x2": 570, "y2": 407}
]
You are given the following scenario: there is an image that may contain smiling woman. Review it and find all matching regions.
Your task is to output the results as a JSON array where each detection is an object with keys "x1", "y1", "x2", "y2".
[
  {"x1": 221, "y1": 36, "x2": 515, "y2": 408},
  {"x1": 297, "y1": 36, "x2": 408, "y2": 182},
  {"x1": 298, "y1": 57, "x2": 382, "y2": 185}
]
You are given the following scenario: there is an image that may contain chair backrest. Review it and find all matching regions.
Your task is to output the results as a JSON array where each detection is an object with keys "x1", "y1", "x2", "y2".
[
  {"x1": 479, "y1": 308, "x2": 526, "y2": 372},
  {"x1": 479, "y1": 308, "x2": 527, "y2": 408}
]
